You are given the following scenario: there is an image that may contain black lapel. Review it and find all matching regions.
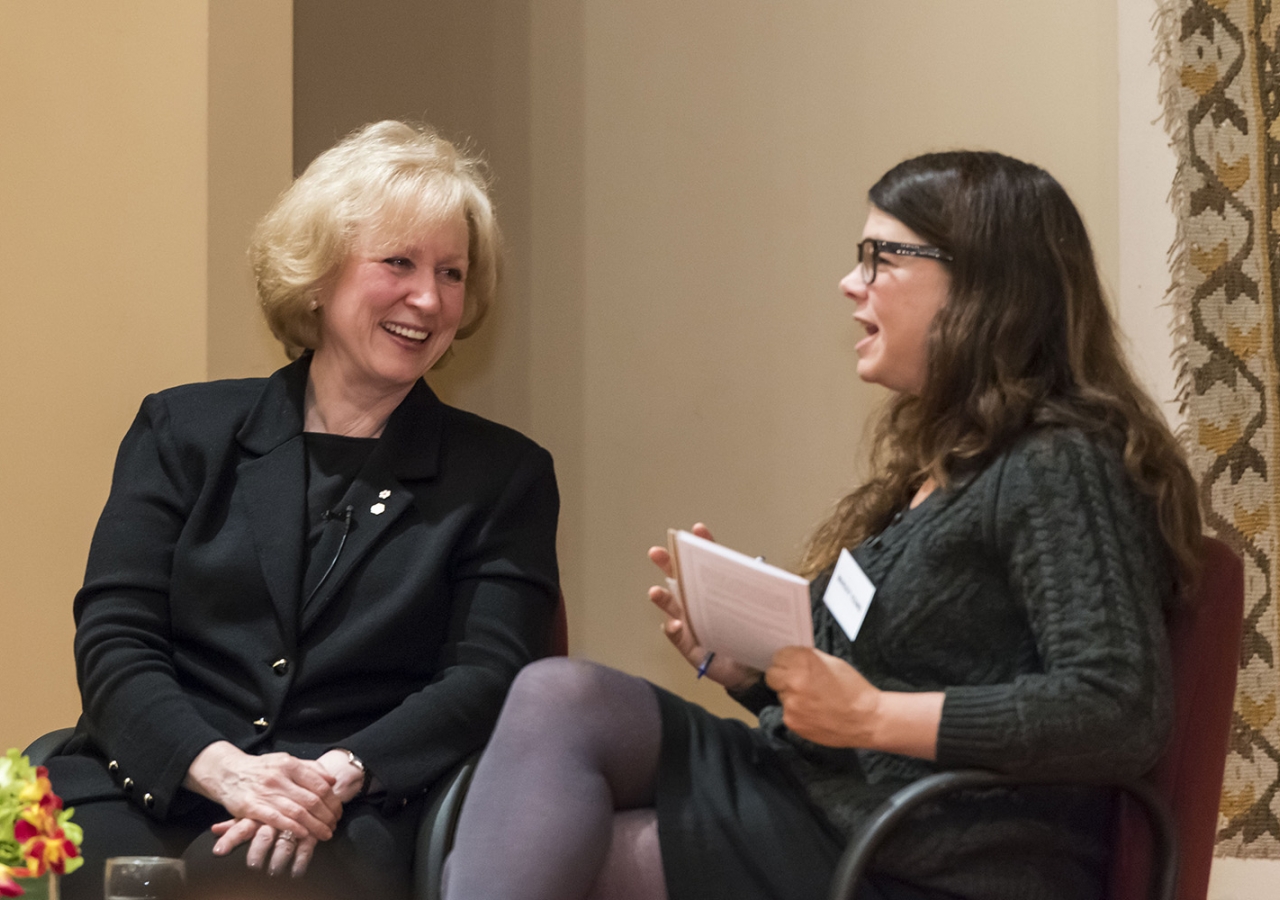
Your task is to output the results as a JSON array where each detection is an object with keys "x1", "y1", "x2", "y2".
[
  {"x1": 234, "y1": 357, "x2": 311, "y2": 645},
  {"x1": 299, "y1": 378, "x2": 444, "y2": 633}
]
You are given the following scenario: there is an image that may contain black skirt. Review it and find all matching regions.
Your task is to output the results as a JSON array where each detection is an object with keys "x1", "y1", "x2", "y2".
[{"x1": 650, "y1": 685, "x2": 956, "y2": 900}]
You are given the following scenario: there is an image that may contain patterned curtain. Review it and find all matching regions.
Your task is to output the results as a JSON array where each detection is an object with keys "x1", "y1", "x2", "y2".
[{"x1": 1157, "y1": 0, "x2": 1280, "y2": 855}]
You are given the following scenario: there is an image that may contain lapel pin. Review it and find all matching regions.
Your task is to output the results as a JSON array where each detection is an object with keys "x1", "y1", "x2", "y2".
[
  {"x1": 370, "y1": 502, "x2": 386, "y2": 515},
  {"x1": 378, "y1": 489, "x2": 391, "y2": 499}
]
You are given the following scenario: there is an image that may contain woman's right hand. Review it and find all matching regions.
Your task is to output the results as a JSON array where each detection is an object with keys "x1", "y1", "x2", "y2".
[
  {"x1": 184, "y1": 742, "x2": 342, "y2": 841},
  {"x1": 648, "y1": 522, "x2": 760, "y2": 691}
]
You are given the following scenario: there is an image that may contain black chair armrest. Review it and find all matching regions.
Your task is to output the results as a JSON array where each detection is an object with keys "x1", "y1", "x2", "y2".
[
  {"x1": 23, "y1": 727, "x2": 76, "y2": 766},
  {"x1": 825, "y1": 770, "x2": 1177, "y2": 900},
  {"x1": 414, "y1": 753, "x2": 480, "y2": 900}
]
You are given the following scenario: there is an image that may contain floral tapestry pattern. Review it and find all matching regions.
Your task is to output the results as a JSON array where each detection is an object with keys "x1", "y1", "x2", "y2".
[{"x1": 1158, "y1": 0, "x2": 1280, "y2": 855}]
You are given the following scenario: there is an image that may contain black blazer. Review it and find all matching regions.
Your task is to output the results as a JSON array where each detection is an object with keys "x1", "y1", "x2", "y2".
[{"x1": 57, "y1": 356, "x2": 559, "y2": 821}]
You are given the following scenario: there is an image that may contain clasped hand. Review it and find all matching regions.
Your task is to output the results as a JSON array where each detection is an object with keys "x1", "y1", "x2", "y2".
[{"x1": 186, "y1": 742, "x2": 364, "y2": 877}]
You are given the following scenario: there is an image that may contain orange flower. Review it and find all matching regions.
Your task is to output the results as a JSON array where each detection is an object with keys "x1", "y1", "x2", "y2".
[
  {"x1": 15, "y1": 769, "x2": 51, "y2": 809},
  {"x1": 13, "y1": 795, "x2": 79, "y2": 879},
  {"x1": 1, "y1": 752, "x2": 83, "y2": 883},
  {"x1": 16, "y1": 810, "x2": 54, "y2": 845},
  {"x1": 13, "y1": 816, "x2": 78, "y2": 877}
]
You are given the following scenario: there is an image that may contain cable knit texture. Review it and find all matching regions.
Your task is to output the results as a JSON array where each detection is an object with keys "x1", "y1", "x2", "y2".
[{"x1": 750, "y1": 428, "x2": 1174, "y2": 900}]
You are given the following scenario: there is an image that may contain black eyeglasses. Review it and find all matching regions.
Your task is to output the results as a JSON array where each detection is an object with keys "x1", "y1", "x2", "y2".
[{"x1": 856, "y1": 238, "x2": 953, "y2": 284}]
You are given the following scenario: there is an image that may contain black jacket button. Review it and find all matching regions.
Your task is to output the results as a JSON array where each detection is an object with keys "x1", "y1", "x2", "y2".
[
  {"x1": 122, "y1": 777, "x2": 134, "y2": 792},
  {"x1": 271, "y1": 658, "x2": 289, "y2": 676},
  {"x1": 253, "y1": 717, "x2": 269, "y2": 731},
  {"x1": 143, "y1": 793, "x2": 155, "y2": 809},
  {"x1": 108, "y1": 760, "x2": 119, "y2": 773}
]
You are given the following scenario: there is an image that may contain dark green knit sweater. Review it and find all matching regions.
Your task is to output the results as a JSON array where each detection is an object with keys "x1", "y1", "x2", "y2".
[{"x1": 741, "y1": 427, "x2": 1174, "y2": 900}]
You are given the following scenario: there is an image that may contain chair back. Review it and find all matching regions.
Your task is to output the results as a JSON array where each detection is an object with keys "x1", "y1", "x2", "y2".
[
  {"x1": 551, "y1": 589, "x2": 569, "y2": 656},
  {"x1": 1110, "y1": 536, "x2": 1244, "y2": 900}
]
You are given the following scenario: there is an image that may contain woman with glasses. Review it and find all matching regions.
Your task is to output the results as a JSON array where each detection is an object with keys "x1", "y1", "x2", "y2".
[{"x1": 443, "y1": 151, "x2": 1202, "y2": 900}]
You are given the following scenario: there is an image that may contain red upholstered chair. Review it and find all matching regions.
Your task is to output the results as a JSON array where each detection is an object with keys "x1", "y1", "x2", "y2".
[
  {"x1": 550, "y1": 589, "x2": 570, "y2": 660},
  {"x1": 1110, "y1": 536, "x2": 1243, "y2": 900},
  {"x1": 827, "y1": 536, "x2": 1244, "y2": 900}
]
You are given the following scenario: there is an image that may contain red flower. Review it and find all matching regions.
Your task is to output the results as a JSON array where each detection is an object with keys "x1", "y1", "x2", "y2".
[
  {"x1": 0, "y1": 865, "x2": 21, "y2": 897},
  {"x1": 16, "y1": 769, "x2": 53, "y2": 809},
  {"x1": 14, "y1": 790, "x2": 80, "y2": 877}
]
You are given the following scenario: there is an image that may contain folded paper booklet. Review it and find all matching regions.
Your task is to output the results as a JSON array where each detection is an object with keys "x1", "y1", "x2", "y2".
[{"x1": 666, "y1": 529, "x2": 814, "y2": 671}]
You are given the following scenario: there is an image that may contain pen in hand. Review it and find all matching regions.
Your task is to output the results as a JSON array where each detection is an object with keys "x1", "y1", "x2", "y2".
[{"x1": 697, "y1": 651, "x2": 716, "y2": 679}]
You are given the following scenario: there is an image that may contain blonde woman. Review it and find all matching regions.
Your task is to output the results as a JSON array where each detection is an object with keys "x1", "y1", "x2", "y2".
[{"x1": 50, "y1": 121, "x2": 560, "y2": 900}]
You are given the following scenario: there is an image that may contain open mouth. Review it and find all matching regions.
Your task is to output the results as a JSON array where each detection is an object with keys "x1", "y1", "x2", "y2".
[
  {"x1": 382, "y1": 322, "x2": 429, "y2": 342},
  {"x1": 854, "y1": 320, "x2": 879, "y2": 354}
]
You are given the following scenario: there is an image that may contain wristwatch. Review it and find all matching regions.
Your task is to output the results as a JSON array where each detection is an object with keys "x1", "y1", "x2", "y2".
[{"x1": 344, "y1": 749, "x2": 373, "y2": 799}]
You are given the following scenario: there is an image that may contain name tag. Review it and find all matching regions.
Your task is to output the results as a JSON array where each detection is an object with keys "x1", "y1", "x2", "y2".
[{"x1": 822, "y1": 548, "x2": 876, "y2": 642}]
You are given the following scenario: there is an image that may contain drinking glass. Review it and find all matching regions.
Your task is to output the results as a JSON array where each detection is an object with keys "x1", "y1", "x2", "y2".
[{"x1": 103, "y1": 856, "x2": 186, "y2": 900}]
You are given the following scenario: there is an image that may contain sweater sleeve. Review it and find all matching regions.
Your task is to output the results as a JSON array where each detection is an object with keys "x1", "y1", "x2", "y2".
[
  {"x1": 728, "y1": 676, "x2": 780, "y2": 715},
  {"x1": 935, "y1": 430, "x2": 1174, "y2": 779}
]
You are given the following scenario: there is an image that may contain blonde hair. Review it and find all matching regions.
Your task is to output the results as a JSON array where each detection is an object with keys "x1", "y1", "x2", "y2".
[{"x1": 251, "y1": 120, "x2": 500, "y2": 358}]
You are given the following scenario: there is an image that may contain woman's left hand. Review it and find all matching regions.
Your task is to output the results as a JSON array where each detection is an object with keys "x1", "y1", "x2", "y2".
[
  {"x1": 765, "y1": 647, "x2": 882, "y2": 747},
  {"x1": 211, "y1": 749, "x2": 368, "y2": 876},
  {"x1": 314, "y1": 748, "x2": 369, "y2": 803},
  {"x1": 767, "y1": 646, "x2": 945, "y2": 759},
  {"x1": 211, "y1": 819, "x2": 317, "y2": 878}
]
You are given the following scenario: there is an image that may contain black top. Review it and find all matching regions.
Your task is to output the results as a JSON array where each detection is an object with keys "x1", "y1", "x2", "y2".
[
  {"x1": 305, "y1": 433, "x2": 378, "y2": 529},
  {"x1": 60, "y1": 356, "x2": 560, "y2": 821},
  {"x1": 302, "y1": 433, "x2": 377, "y2": 604}
]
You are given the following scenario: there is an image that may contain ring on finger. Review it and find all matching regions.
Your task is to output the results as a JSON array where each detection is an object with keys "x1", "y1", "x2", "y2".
[{"x1": 278, "y1": 830, "x2": 297, "y2": 844}]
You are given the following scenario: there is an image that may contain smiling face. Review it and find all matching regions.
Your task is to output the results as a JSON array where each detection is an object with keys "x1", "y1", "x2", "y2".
[
  {"x1": 840, "y1": 206, "x2": 952, "y2": 395},
  {"x1": 312, "y1": 212, "x2": 470, "y2": 402}
]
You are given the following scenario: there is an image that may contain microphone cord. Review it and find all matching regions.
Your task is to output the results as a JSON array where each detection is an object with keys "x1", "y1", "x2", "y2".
[{"x1": 306, "y1": 505, "x2": 354, "y2": 607}]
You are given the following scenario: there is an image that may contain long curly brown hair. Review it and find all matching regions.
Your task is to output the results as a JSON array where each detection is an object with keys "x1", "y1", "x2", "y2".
[{"x1": 799, "y1": 152, "x2": 1202, "y2": 597}]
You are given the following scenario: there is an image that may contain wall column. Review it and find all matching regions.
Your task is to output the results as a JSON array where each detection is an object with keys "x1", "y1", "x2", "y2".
[{"x1": 0, "y1": 2, "x2": 290, "y2": 751}]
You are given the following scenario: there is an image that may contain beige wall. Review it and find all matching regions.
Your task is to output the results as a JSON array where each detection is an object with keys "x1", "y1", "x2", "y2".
[
  {"x1": 1119, "y1": 0, "x2": 1180, "y2": 424},
  {"x1": 294, "y1": 0, "x2": 1124, "y2": 718},
  {"x1": 557, "y1": 0, "x2": 1120, "y2": 715},
  {"x1": 0, "y1": 3, "x2": 290, "y2": 752},
  {"x1": 287, "y1": 1, "x2": 1114, "y2": 718},
  {"x1": 0, "y1": 2, "x2": 209, "y2": 751},
  {"x1": 208, "y1": 0, "x2": 294, "y2": 380},
  {"x1": 290, "y1": 0, "x2": 598, "y2": 677},
  {"x1": 293, "y1": 0, "x2": 535, "y2": 434}
]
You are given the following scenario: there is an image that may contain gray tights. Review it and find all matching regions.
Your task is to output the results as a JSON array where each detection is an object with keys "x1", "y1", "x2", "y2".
[{"x1": 442, "y1": 658, "x2": 668, "y2": 900}]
